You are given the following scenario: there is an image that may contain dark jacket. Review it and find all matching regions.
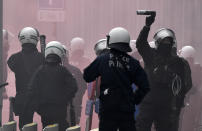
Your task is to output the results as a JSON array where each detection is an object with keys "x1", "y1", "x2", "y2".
[
  {"x1": 83, "y1": 49, "x2": 150, "y2": 113},
  {"x1": 136, "y1": 26, "x2": 192, "y2": 108},
  {"x1": 7, "y1": 45, "x2": 45, "y2": 115},
  {"x1": 7, "y1": 45, "x2": 45, "y2": 93},
  {"x1": 28, "y1": 59, "x2": 78, "y2": 108}
]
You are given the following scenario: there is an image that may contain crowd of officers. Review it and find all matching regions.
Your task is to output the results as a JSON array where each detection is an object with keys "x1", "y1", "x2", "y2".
[{"x1": 2, "y1": 14, "x2": 202, "y2": 131}]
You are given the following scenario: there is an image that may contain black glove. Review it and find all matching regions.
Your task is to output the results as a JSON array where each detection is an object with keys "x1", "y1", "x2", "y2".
[{"x1": 146, "y1": 14, "x2": 156, "y2": 27}]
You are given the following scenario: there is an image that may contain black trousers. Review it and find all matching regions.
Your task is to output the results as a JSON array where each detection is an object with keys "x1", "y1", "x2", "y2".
[
  {"x1": 136, "y1": 103, "x2": 181, "y2": 131},
  {"x1": 19, "y1": 112, "x2": 34, "y2": 130},
  {"x1": 99, "y1": 112, "x2": 136, "y2": 131},
  {"x1": 41, "y1": 114, "x2": 68, "y2": 131},
  {"x1": 38, "y1": 104, "x2": 69, "y2": 131}
]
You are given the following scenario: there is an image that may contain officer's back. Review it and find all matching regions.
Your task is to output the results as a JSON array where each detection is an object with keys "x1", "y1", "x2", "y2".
[
  {"x1": 35, "y1": 61, "x2": 76, "y2": 105},
  {"x1": 83, "y1": 27, "x2": 149, "y2": 131}
]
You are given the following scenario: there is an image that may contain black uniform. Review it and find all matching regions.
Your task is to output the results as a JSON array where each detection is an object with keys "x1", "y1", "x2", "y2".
[
  {"x1": 26, "y1": 54, "x2": 77, "y2": 131},
  {"x1": 135, "y1": 26, "x2": 192, "y2": 131},
  {"x1": 63, "y1": 59, "x2": 87, "y2": 126},
  {"x1": 83, "y1": 49, "x2": 150, "y2": 131},
  {"x1": 7, "y1": 44, "x2": 44, "y2": 129}
]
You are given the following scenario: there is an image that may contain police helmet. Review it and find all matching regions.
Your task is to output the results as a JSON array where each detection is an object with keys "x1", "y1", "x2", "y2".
[
  {"x1": 45, "y1": 41, "x2": 64, "y2": 58},
  {"x1": 70, "y1": 37, "x2": 85, "y2": 52},
  {"x1": 62, "y1": 44, "x2": 69, "y2": 58},
  {"x1": 153, "y1": 28, "x2": 176, "y2": 49},
  {"x1": 94, "y1": 39, "x2": 108, "y2": 56},
  {"x1": 107, "y1": 27, "x2": 132, "y2": 52},
  {"x1": 18, "y1": 27, "x2": 39, "y2": 46},
  {"x1": 179, "y1": 46, "x2": 196, "y2": 59}
]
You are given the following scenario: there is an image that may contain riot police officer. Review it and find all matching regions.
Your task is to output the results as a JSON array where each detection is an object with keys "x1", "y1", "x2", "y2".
[
  {"x1": 25, "y1": 41, "x2": 78, "y2": 131},
  {"x1": 62, "y1": 44, "x2": 87, "y2": 126},
  {"x1": 135, "y1": 15, "x2": 192, "y2": 131},
  {"x1": 7, "y1": 27, "x2": 45, "y2": 129},
  {"x1": 83, "y1": 27, "x2": 150, "y2": 131}
]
